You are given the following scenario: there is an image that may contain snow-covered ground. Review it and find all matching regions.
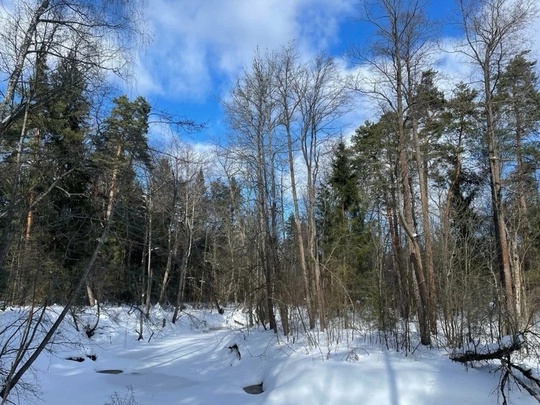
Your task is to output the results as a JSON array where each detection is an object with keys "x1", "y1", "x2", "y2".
[{"x1": 2, "y1": 305, "x2": 536, "y2": 404}]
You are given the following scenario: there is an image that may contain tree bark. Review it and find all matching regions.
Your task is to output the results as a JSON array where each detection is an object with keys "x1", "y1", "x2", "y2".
[
  {"x1": 144, "y1": 186, "x2": 153, "y2": 318},
  {"x1": 411, "y1": 119, "x2": 438, "y2": 335},
  {"x1": 276, "y1": 49, "x2": 315, "y2": 329}
]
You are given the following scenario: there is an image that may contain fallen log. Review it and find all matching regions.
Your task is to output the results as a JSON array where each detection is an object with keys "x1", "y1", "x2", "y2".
[
  {"x1": 450, "y1": 335, "x2": 524, "y2": 363},
  {"x1": 450, "y1": 334, "x2": 540, "y2": 404}
]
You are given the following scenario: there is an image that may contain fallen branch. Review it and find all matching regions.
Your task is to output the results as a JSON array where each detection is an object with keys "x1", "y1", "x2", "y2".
[
  {"x1": 450, "y1": 336, "x2": 524, "y2": 363},
  {"x1": 450, "y1": 334, "x2": 540, "y2": 404},
  {"x1": 508, "y1": 363, "x2": 540, "y2": 402}
]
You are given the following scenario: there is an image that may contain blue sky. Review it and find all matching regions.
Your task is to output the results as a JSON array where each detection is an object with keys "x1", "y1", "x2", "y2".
[
  {"x1": 126, "y1": 0, "x2": 540, "y2": 149},
  {"x1": 130, "y1": 0, "x2": 356, "y2": 147}
]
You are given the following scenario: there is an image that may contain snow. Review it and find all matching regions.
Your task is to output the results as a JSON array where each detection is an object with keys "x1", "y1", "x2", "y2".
[
  {"x1": 463, "y1": 333, "x2": 525, "y2": 356},
  {"x1": 2, "y1": 305, "x2": 536, "y2": 405}
]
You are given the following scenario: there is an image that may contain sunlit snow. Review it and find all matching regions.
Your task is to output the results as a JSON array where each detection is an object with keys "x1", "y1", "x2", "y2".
[{"x1": 2, "y1": 305, "x2": 535, "y2": 405}]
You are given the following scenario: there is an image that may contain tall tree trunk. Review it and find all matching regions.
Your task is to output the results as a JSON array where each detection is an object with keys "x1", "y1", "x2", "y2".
[
  {"x1": 259, "y1": 199, "x2": 277, "y2": 333},
  {"x1": 87, "y1": 143, "x2": 123, "y2": 306},
  {"x1": 302, "y1": 122, "x2": 326, "y2": 331},
  {"x1": 172, "y1": 197, "x2": 195, "y2": 324},
  {"x1": 398, "y1": 115, "x2": 431, "y2": 345},
  {"x1": 144, "y1": 188, "x2": 153, "y2": 318},
  {"x1": 159, "y1": 173, "x2": 180, "y2": 304},
  {"x1": 513, "y1": 107, "x2": 528, "y2": 321},
  {"x1": 285, "y1": 129, "x2": 314, "y2": 329},
  {"x1": 160, "y1": 223, "x2": 179, "y2": 305},
  {"x1": 23, "y1": 132, "x2": 41, "y2": 246},
  {"x1": 411, "y1": 120, "x2": 437, "y2": 334},
  {"x1": 387, "y1": 191, "x2": 408, "y2": 320},
  {"x1": 307, "y1": 181, "x2": 326, "y2": 331},
  {"x1": 277, "y1": 49, "x2": 315, "y2": 330},
  {"x1": 485, "y1": 68, "x2": 518, "y2": 332},
  {"x1": 1, "y1": 107, "x2": 30, "y2": 296},
  {"x1": 396, "y1": 54, "x2": 431, "y2": 346}
]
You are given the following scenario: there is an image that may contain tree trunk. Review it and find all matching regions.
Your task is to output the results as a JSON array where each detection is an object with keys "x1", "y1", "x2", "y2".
[
  {"x1": 144, "y1": 189, "x2": 153, "y2": 318},
  {"x1": 87, "y1": 143, "x2": 123, "y2": 306},
  {"x1": 0, "y1": 98, "x2": 31, "y2": 281},
  {"x1": 397, "y1": 61, "x2": 431, "y2": 346},
  {"x1": 172, "y1": 199, "x2": 195, "y2": 324},
  {"x1": 160, "y1": 223, "x2": 179, "y2": 305},
  {"x1": 411, "y1": 119, "x2": 438, "y2": 334},
  {"x1": 485, "y1": 73, "x2": 518, "y2": 332},
  {"x1": 285, "y1": 127, "x2": 315, "y2": 329}
]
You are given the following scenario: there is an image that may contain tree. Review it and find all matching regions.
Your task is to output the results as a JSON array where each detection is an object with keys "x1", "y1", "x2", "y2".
[
  {"x1": 0, "y1": 0, "x2": 143, "y2": 132},
  {"x1": 0, "y1": 53, "x2": 93, "y2": 304},
  {"x1": 274, "y1": 45, "x2": 315, "y2": 330},
  {"x1": 0, "y1": 94, "x2": 151, "y2": 402},
  {"x1": 88, "y1": 95, "x2": 151, "y2": 305},
  {"x1": 0, "y1": 0, "x2": 145, "y2": 300},
  {"x1": 317, "y1": 140, "x2": 372, "y2": 324},
  {"x1": 170, "y1": 148, "x2": 208, "y2": 323},
  {"x1": 495, "y1": 53, "x2": 540, "y2": 278},
  {"x1": 458, "y1": 0, "x2": 538, "y2": 332},
  {"x1": 205, "y1": 175, "x2": 244, "y2": 308},
  {"x1": 154, "y1": 156, "x2": 179, "y2": 305},
  {"x1": 223, "y1": 51, "x2": 282, "y2": 333},
  {"x1": 351, "y1": 114, "x2": 415, "y2": 347},
  {"x1": 294, "y1": 54, "x2": 351, "y2": 331},
  {"x1": 409, "y1": 69, "x2": 445, "y2": 334},
  {"x1": 354, "y1": 0, "x2": 437, "y2": 345},
  {"x1": 435, "y1": 82, "x2": 487, "y2": 347}
]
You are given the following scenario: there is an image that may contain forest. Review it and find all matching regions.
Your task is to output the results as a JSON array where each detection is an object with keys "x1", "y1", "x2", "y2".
[{"x1": 2, "y1": 0, "x2": 540, "y2": 402}]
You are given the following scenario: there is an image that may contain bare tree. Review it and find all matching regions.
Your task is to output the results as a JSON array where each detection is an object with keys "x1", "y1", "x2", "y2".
[
  {"x1": 157, "y1": 152, "x2": 182, "y2": 305},
  {"x1": 223, "y1": 51, "x2": 282, "y2": 333},
  {"x1": 294, "y1": 53, "x2": 351, "y2": 331},
  {"x1": 274, "y1": 45, "x2": 316, "y2": 329},
  {"x1": 0, "y1": 0, "x2": 143, "y2": 131},
  {"x1": 171, "y1": 146, "x2": 208, "y2": 324}
]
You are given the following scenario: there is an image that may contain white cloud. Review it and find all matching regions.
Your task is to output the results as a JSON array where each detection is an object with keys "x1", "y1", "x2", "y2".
[
  {"x1": 133, "y1": 0, "x2": 353, "y2": 101},
  {"x1": 130, "y1": 0, "x2": 540, "y2": 160},
  {"x1": 525, "y1": 11, "x2": 540, "y2": 62}
]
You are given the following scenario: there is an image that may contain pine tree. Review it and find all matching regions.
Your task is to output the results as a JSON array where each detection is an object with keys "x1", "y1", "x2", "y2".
[{"x1": 87, "y1": 95, "x2": 151, "y2": 305}]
